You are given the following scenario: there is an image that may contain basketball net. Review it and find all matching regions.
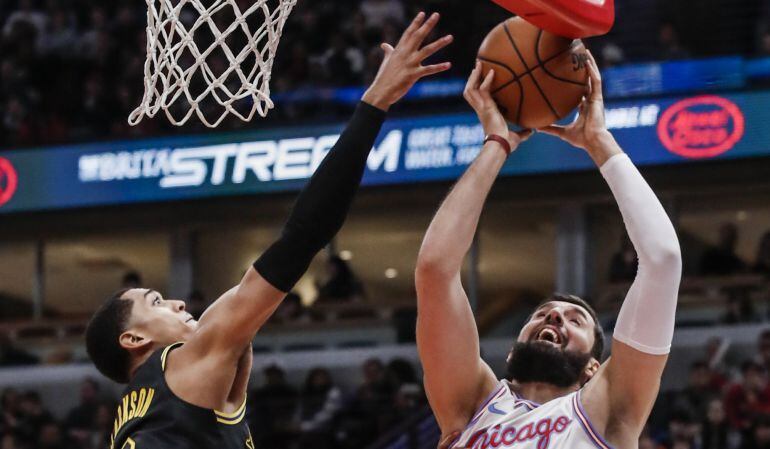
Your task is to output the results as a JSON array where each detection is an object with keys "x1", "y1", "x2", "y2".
[{"x1": 129, "y1": 0, "x2": 297, "y2": 128}]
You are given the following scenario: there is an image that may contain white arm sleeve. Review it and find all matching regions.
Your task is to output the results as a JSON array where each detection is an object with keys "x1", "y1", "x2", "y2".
[{"x1": 600, "y1": 153, "x2": 682, "y2": 355}]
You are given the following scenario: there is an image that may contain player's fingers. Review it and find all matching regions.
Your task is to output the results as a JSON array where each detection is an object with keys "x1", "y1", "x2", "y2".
[
  {"x1": 380, "y1": 43, "x2": 395, "y2": 56},
  {"x1": 419, "y1": 62, "x2": 452, "y2": 78},
  {"x1": 411, "y1": 12, "x2": 441, "y2": 48},
  {"x1": 464, "y1": 61, "x2": 481, "y2": 94},
  {"x1": 418, "y1": 34, "x2": 453, "y2": 61},
  {"x1": 538, "y1": 125, "x2": 567, "y2": 138},
  {"x1": 585, "y1": 50, "x2": 603, "y2": 101},
  {"x1": 398, "y1": 12, "x2": 426, "y2": 46},
  {"x1": 480, "y1": 68, "x2": 495, "y2": 92},
  {"x1": 585, "y1": 50, "x2": 602, "y2": 81}
]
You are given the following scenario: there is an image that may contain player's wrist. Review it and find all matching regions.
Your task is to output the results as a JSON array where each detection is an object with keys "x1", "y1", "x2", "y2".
[
  {"x1": 586, "y1": 131, "x2": 622, "y2": 166},
  {"x1": 362, "y1": 86, "x2": 392, "y2": 112},
  {"x1": 484, "y1": 134, "x2": 512, "y2": 156}
]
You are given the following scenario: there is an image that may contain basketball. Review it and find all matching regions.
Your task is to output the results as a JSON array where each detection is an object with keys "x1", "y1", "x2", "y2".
[{"x1": 477, "y1": 17, "x2": 589, "y2": 129}]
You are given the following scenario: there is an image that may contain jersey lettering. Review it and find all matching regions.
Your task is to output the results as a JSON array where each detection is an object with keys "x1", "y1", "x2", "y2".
[
  {"x1": 466, "y1": 416, "x2": 572, "y2": 449},
  {"x1": 110, "y1": 388, "x2": 155, "y2": 449}
]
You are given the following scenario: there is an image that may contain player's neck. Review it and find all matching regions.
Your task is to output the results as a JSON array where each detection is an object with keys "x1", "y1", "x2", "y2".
[
  {"x1": 128, "y1": 345, "x2": 159, "y2": 380},
  {"x1": 513, "y1": 381, "x2": 579, "y2": 405}
]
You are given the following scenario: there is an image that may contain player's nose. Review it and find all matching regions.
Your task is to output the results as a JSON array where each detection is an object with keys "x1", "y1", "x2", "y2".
[
  {"x1": 170, "y1": 300, "x2": 186, "y2": 312},
  {"x1": 545, "y1": 308, "x2": 564, "y2": 325}
]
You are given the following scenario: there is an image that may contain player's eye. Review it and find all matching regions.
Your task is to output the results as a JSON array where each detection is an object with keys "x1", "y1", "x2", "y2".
[
  {"x1": 570, "y1": 319, "x2": 580, "y2": 325},
  {"x1": 153, "y1": 297, "x2": 161, "y2": 305}
]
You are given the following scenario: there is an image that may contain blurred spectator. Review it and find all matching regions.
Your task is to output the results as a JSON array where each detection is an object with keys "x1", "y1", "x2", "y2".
[
  {"x1": 701, "y1": 398, "x2": 741, "y2": 449},
  {"x1": 248, "y1": 364, "x2": 298, "y2": 449},
  {"x1": 741, "y1": 414, "x2": 770, "y2": 449},
  {"x1": 316, "y1": 256, "x2": 364, "y2": 303},
  {"x1": 64, "y1": 378, "x2": 101, "y2": 445},
  {"x1": 2, "y1": 0, "x2": 46, "y2": 49},
  {"x1": 700, "y1": 223, "x2": 747, "y2": 276},
  {"x1": 0, "y1": 332, "x2": 38, "y2": 367},
  {"x1": 755, "y1": 232, "x2": 770, "y2": 276},
  {"x1": 658, "y1": 22, "x2": 690, "y2": 60},
  {"x1": 673, "y1": 361, "x2": 721, "y2": 421},
  {"x1": 661, "y1": 409, "x2": 701, "y2": 449},
  {"x1": 295, "y1": 367, "x2": 342, "y2": 449},
  {"x1": 40, "y1": 8, "x2": 76, "y2": 57},
  {"x1": 37, "y1": 421, "x2": 66, "y2": 449},
  {"x1": 121, "y1": 271, "x2": 142, "y2": 289},
  {"x1": 609, "y1": 233, "x2": 638, "y2": 282},
  {"x1": 354, "y1": 358, "x2": 393, "y2": 430},
  {"x1": 16, "y1": 391, "x2": 52, "y2": 442},
  {"x1": 359, "y1": 0, "x2": 405, "y2": 28},
  {"x1": 725, "y1": 361, "x2": 770, "y2": 432},
  {"x1": 88, "y1": 402, "x2": 115, "y2": 449}
]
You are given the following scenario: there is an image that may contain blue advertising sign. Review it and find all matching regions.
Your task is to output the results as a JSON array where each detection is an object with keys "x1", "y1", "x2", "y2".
[{"x1": 0, "y1": 90, "x2": 767, "y2": 214}]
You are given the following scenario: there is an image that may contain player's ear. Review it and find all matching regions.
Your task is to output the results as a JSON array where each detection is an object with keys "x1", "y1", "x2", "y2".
[
  {"x1": 119, "y1": 330, "x2": 152, "y2": 351},
  {"x1": 582, "y1": 358, "x2": 601, "y2": 383}
]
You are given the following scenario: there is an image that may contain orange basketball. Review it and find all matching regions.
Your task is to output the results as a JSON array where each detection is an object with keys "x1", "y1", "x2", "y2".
[{"x1": 477, "y1": 17, "x2": 589, "y2": 129}]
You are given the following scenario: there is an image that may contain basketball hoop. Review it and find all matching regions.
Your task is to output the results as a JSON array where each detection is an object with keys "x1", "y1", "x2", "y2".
[
  {"x1": 491, "y1": 0, "x2": 614, "y2": 38},
  {"x1": 129, "y1": 0, "x2": 297, "y2": 128}
]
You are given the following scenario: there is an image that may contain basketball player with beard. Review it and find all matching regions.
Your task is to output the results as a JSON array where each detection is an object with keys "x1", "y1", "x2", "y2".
[
  {"x1": 83, "y1": 12, "x2": 453, "y2": 449},
  {"x1": 416, "y1": 52, "x2": 682, "y2": 449}
]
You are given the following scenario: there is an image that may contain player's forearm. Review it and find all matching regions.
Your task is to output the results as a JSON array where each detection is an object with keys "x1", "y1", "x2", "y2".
[
  {"x1": 417, "y1": 143, "x2": 507, "y2": 276},
  {"x1": 254, "y1": 102, "x2": 386, "y2": 292},
  {"x1": 601, "y1": 150, "x2": 682, "y2": 355}
]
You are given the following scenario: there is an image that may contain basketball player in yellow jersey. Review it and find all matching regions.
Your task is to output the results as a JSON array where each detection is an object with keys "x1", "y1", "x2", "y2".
[
  {"x1": 417, "y1": 52, "x2": 682, "y2": 449},
  {"x1": 84, "y1": 12, "x2": 454, "y2": 449}
]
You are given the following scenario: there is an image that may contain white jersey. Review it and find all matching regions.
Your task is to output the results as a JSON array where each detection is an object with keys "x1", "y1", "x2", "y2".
[{"x1": 450, "y1": 380, "x2": 614, "y2": 449}]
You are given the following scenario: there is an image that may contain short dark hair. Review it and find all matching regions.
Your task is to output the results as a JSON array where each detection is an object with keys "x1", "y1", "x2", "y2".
[
  {"x1": 531, "y1": 293, "x2": 605, "y2": 361},
  {"x1": 85, "y1": 288, "x2": 135, "y2": 383}
]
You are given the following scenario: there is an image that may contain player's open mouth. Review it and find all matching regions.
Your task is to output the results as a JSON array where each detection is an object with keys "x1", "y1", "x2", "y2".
[{"x1": 535, "y1": 327, "x2": 563, "y2": 346}]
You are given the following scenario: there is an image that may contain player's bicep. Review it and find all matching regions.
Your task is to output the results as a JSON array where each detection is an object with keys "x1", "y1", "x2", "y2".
[
  {"x1": 604, "y1": 338, "x2": 667, "y2": 429},
  {"x1": 416, "y1": 272, "x2": 497, "y2": 431}
]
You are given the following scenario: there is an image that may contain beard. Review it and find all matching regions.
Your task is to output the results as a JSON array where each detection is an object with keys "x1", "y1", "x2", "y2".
[{"x1": 505, "y1": 341, "x2": 593, "y2": 388}]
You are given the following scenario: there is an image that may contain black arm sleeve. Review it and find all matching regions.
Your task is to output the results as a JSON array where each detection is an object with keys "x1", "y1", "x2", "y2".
[{"x1": 253, "y1": 101, "x2": 387, "y2": 292}]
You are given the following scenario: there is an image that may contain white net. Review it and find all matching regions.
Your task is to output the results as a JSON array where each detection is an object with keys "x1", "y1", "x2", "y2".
[{"x1": 129, "y1": 0, "x2": 297, "y2": 128}]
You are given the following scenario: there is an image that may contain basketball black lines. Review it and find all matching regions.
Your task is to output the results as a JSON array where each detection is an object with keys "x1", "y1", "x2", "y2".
[
  {"x1": 534, "y1": 30, "x2": 586, "y2": 87},
  {"x1": 478, "y1": 18, "x2": 588, "y2": 127},
  {"x1": 503, "y1": 22, "x2": 559, "y2": 121}
]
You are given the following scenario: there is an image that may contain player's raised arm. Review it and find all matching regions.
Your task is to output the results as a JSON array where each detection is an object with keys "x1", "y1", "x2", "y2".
[
  {"x1": 416, "y1": 62, "x2": 532, "y2": 433},
  {"x1": 541, "y1": 51, "x2": 682, "y2": 440},
  {"x1": 170, "y1": 11, "x2": 453, "y2": 400}
]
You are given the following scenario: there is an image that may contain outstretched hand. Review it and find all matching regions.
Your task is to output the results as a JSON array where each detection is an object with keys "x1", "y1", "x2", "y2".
[
  {"x1": 538, "y1": 50, "x2": 610, "y2": 151},
  {"x1": 464, "y1": 61, "x2": 532, "y2": 150},
  {"x1": 363, "y1": 12, "x2": 453, "y2": 111}
]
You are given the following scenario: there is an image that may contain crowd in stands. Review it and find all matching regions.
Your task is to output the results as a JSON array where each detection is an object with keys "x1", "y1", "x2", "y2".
[
  {"x1": 3, "y1": 332, "x2": 770, "y2": 448},
  {"x1": 642, "y1": 330, "x2": 770, "y2": 449},
  {"x1": 0, "y1": 0, "x2": 767, "y2": 147},
  {"x1": 0, "y1": 357, "x2": 426, "y2": 449},
  {"x1": 610, "y1": 224, "x2": 770, "y2": 324}
]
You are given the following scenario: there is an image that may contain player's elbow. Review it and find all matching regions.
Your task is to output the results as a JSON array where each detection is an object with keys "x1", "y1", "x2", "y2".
[
  {"x1": 416, "y1": 249, "x2": 456, "y2": 283},
  {"x1": 646, "y1": 239, "x2": 681, "y2": 272}
]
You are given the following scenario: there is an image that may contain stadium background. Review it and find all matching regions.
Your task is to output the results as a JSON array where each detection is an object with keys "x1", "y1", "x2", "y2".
[{"x1": 2, "y1": 0, "x2": 770, "y2": 448}]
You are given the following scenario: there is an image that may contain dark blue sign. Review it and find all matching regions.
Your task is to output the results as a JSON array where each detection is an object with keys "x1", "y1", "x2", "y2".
[{"x1": 1, "y1": 90, "x2": 769, "y2": 214}]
